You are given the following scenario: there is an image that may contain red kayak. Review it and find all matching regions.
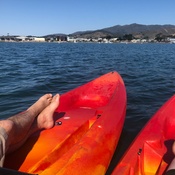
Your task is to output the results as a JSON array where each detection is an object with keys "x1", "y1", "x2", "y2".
[
  {"x1": 4, "y1": 71, "x2": 126, "y2": 175},
  {"x1": 112, "y1": 95, "x2": 175, "y2": 175}
]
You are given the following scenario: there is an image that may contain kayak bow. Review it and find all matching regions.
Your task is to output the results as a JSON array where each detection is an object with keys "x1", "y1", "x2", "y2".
[{"x1": 5, "y1": 71, "x2": 127, "y2": 175}]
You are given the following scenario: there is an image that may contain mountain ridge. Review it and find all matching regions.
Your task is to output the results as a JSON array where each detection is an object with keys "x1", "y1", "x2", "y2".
[{"x1": 70, "y1": 23, "x2": 175, "y2": 39}]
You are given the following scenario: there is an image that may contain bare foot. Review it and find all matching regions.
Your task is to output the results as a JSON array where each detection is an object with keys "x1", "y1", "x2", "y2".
[
  {"x1": 27, "y1": 94, "x2": 53, "y2": 117},
  {"x1": 37, "y1": 94, "x2": 60, "y2": 129}
]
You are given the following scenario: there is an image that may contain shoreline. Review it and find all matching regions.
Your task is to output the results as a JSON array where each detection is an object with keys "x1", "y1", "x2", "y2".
[{"x1": 0, "y1": 40, "x2": 173, "y2": 44}]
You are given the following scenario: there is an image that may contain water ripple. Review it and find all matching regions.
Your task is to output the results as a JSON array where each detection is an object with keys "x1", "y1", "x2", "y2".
[{"x1": 1, "y1": 42, "x2": 175, "y2": 173}]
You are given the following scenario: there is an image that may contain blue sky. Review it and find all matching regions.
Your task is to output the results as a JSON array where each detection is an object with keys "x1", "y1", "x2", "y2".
[{"x1": 1, "y1": 0, "x2": 175, "y2": 36}]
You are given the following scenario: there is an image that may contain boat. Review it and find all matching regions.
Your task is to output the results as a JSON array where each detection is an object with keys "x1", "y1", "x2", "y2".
[
  {"x1": 112, "y1": 95, "x2": 175, "y2": 175},
  {"x1": 4, "y1": 71, "x2": 127, "y2": 175}
]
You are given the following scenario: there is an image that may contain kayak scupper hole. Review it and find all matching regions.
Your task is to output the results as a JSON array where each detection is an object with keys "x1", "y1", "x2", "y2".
[
  {"x1": 97, "y1": 114, "x2": 101, "y2": 119},
  {"x1": 55, "y1": 121, "x2": 62, "y2": 126},
  {"x1": 137, "y1": 148, "x2": 142, "y2": 155}
]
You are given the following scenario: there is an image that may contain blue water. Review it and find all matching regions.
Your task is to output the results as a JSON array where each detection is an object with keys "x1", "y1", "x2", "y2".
[{"x1": 0, "y1": 42, "x2": 175, "y2": 173}]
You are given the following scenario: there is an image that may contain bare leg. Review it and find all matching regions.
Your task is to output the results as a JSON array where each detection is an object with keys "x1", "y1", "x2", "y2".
[
  {"x1": 0, "y1": 94, "x2": 53, "y2": 153},
  {"x1": 6, "y1": 94, "x2": 60, "y2": 153},
  {"x1": 24, "y1": 94, "x2": 60, "y2": 133},
  {"x1": 166, "y1": 142, "x2": 175, "y2": 172}
]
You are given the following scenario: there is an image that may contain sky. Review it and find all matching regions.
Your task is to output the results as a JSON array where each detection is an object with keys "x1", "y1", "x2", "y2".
[{"x1": 1, "y1": 0, "x2": 175, "y2": 36}]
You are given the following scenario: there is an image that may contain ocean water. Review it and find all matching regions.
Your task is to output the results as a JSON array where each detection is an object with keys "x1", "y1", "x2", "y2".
[{"x1": 0, "y1": 42, "x2": 175, "y2": 173}]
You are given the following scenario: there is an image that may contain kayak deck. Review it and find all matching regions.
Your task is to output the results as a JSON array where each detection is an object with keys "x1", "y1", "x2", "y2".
[
  {"x1": 112, "y1": 95, "x2": 175, "y2": 175},
  {"x1": 5, "y1": 71, "x2": 127, "y2": 175}
]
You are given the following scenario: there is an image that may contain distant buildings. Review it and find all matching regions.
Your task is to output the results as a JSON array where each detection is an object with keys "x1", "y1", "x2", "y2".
[
  {"x1": 0, "y1": 36, "x2": 45, "y2": 42},
  {"x1": 0, "y1": 35, "x2": 68, "y2": 43},
  {"x1": 168, "y1": 38, "x2": 175, "y2": 44},
  {"x1": 0, "y1": 35, "x2": 175, "y2": 43}
]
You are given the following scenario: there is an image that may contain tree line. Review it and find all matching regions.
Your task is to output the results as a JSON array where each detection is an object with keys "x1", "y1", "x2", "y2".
[{"x1": 105, "y1": 33, "x2": 175, "y2": 42}]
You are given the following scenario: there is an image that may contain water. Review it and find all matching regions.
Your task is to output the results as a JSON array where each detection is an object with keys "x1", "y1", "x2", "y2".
[{"x1": 0, "y1": 42, "x2": 175, "y2": 173}]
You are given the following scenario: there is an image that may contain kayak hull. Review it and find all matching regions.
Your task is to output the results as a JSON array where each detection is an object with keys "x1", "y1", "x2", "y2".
[
  {"x1": 5, "y1": 71, "x2": 126, "y2": 175},
  {"x1": 112, "y1": 95, "x2": 175, "y2": 175}
]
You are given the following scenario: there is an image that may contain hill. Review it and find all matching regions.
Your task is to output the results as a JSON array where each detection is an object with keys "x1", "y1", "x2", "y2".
[{"x1": 70, "y1": 23, "x2": 175, "y2": 39}]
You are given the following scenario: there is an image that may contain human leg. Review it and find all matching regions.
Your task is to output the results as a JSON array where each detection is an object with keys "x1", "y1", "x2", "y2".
[
  {"x1": 0, "y1": 127, "x2": 8, "y2": 167},
  {"x1": 6, "y1": 94, "x2": 60, "y2": 154},
  {"x1": 165, "y1": 142, "x2": 175, "y2": 174},
  {"x1": 0, "y1": 94, "x2": 53, "y2": 154}
]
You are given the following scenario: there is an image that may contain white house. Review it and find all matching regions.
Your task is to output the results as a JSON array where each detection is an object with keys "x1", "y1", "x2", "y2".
[
  {"x1": 67, "y1": 36, "x2": 77, "y2": 42},
  {"x1": 16, "y1": 36, "x2": 28, "y2": 41},
  {"x1": 169, "y1": 38, "x2": 175, "y2": 43},
  {"x1": 33, "y1": 37, "x2": 45, "y2": 42}
]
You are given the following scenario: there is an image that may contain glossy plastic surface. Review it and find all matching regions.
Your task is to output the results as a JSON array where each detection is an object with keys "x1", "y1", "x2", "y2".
[
  {"x1": 112, "y1": 95, "x2": 175, "y2": 175},
  {"x1": 5, "y1": 71, "x2": 126, "y2": 175}
]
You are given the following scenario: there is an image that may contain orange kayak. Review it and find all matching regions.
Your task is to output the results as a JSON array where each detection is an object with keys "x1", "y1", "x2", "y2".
[
  {"x1": 112, "y1": 95, "x2": 175, "y2": 175},
  {"x1": 4, "y1": 71, "x2": 126, "y2": 175}
]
